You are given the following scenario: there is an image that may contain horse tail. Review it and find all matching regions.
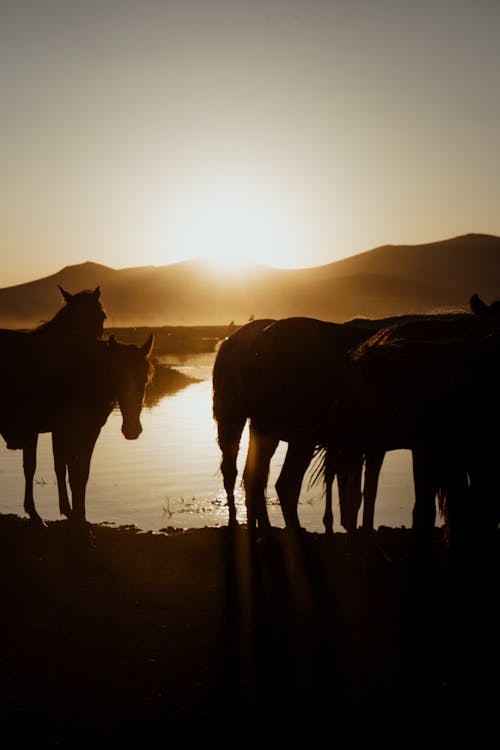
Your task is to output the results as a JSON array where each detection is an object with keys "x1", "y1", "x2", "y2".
[
  {"x1": 308, "y1": 446, "x2": 327, "y2": 490},
  {"x1": 212, "y1": 336, "x2": 246, "y2": 439},
  {"x1": 436, "y1": 486, "x2": 450, "y2": 545},
  {"x1": 437, "y1": 486, "x2": 446, "y2": 517}
]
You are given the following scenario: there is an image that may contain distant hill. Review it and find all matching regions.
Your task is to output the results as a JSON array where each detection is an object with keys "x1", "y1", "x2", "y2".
[{"x1": 1, "y1": 233, "x2": 500, "y2": 328}]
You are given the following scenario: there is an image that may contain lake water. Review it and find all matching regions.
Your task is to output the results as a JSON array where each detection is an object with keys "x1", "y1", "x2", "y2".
[{"x1": 0, "y1": 353, "x2": 417, "y2": 533}]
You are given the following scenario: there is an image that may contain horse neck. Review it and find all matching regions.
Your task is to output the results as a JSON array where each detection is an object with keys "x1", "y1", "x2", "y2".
[
  {"x1": 36, "y1": 308, "x2": 79, "y2": 336},
  {"x1": 101, "y1": 344, "x2": 131, "y2": 401},
  {"x1": 35, "y1": 305, "x2": 103, "y2": 339},
  {"x1": 72, "y1": 343, "x2": 118, "y2": 417}
]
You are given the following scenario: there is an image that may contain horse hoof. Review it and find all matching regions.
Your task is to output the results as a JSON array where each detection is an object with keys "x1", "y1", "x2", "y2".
[
  {"x1": 28, "y1": 514, "x2": 47, "y2": 529},
  {"x1": 85, "y1": 526, "x2": 96, "y2": 548},
  {"x1": 72, "y1": 522, "x2": 96, "y2": 549}
]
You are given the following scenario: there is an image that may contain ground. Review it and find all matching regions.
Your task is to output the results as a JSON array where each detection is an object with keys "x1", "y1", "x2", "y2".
[{"x1": 1, "y1": 514, "x2": 498, "y2": 749}]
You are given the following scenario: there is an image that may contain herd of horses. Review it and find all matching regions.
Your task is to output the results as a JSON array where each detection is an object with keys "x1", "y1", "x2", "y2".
[
  {"x1": 2, "y1": 285, "x2": 499, "y2": 559},
  {"x1": 212, "y1": 294, "x2": 500, "y2": 561}
]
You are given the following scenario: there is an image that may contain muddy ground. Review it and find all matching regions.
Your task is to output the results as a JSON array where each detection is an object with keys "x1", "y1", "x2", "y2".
[{"x1": 1, "y1": 515, "x2": 498, "y2": 749}]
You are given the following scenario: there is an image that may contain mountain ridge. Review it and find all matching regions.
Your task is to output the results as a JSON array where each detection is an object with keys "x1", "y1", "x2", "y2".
[{"x1": 1, "y1": 233, "x2": 499, "y2": 327}]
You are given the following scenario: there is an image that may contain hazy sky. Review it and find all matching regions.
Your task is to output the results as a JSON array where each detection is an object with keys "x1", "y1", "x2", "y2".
[{"x1": 1, "y1": 0, "x2": 499, "y2": 286}]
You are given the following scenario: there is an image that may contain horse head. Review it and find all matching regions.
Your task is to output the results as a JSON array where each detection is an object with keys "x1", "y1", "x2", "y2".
[
  {"x1": 108, "y1": 334, "x2": 154, "y2": 440},
  {"x1": 36, "y1": 286, "x2": 107, "y2": 339}
]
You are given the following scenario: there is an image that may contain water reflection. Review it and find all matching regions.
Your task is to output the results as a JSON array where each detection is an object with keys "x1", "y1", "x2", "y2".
[
  {"x1": 0, "y1": 354, "x2": 416, "y2": 532},
  {"x1": 145, "y1": 360, "x2": 199, "y2": 407}
]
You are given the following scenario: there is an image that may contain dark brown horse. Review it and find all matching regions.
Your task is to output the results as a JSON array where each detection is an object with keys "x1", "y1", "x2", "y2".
[
  {"x1": 19, "y1": 286, "x2": 107, "y2": 523},
  {"x1": 1, "y1": 329, "x2": 154, "y2": 537},
  {"x1": 340, "y1": 326, "x2": 500, "y2": 556},
  {"x1": 213, "y1": 295, "x2": 500, "y2": 542},
  {"x1": 269, "y1": 299, "x2": 500, "y2": 540},
  {"x1": 322, "y1": 293, "x2": 500, "y2": 540},
  {"x1": 213, "y1": 316, "x2": 383, "y2": 533}
]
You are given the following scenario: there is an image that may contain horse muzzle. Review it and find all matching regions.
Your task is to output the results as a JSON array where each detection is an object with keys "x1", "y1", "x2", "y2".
[{"x1": 122, "y1": 422, "x2": 143, "y2": 440}]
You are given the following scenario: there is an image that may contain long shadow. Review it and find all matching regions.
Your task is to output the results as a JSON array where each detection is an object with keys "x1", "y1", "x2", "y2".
[
  {"x1": 1, "y1": 515, "x2": 498, "y2": 747},
  {"x1": 222, "y1": 522, "x2": 500, "y2": 746},
  {"x1": 222, "y1": 526, "x2": 355, "y2": 744}
]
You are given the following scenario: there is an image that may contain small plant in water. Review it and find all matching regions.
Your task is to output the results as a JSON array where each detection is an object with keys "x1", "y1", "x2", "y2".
[{"x1": 162, "y1": 497, "x2": 174, "y2": 523}]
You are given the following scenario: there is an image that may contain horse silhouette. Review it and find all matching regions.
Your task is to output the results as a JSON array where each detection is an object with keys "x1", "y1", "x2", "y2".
[
  {"x1": 213, "y1": 316, "x2": 384, "y2": 533},
  {"x1": 320, "y1": 293, "x2": 500, "y2": 541},
  {"x1": 265, "y1": 297, "x2": 500, "y2": 542},
  {"x1": 339, "y1": 323, "x2": 500, "y2": 556},
  {"x1": 0, "y1": 326, "x2": 154, "y2": 539},
  {"x1": 17, "y1": 286, "x2": 107, "y2": 524},
  {"x1": 213, "y1": 295, "x2": 500, "y2": 542}
]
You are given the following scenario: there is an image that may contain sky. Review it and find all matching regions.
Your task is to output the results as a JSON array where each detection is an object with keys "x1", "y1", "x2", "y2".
[{"x1": 1, "y1": 0, "x2": 499, "y2": 287}]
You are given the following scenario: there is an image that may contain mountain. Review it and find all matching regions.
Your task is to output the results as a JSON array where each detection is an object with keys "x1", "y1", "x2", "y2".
[{"x1": 1, "y1": 233, "x2": 500, "y2": 328}]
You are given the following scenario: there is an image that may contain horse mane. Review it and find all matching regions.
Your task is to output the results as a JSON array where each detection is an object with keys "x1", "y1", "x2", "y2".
[
  {"x1": 350, "y1": 310, "x2": 495, "y2": 363},
  {"x1": 345, "y1": 310, "x2": 469, "y2": 330},
  {"x1": 350, "y1": 325, "x2": 402, "y2": 359}
]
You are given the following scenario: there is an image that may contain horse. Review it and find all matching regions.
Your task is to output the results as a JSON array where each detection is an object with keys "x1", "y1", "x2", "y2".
[
  {"x1": 320, "y1": 292, "x2": 500, "y2": 541},
  {"x1": 213, "y1": 295, "x2": 500, "y2": 540},
  {"x1": 339, "y1": 327, "x2": 500, "y2": 558},
  {"x1": 256, "y1": 297, "x2": 500, "y2": 540},
  {"x1": 212, "y1": 311, "x2": 466, "y2": 532},
  {"x1": 213, "y1": 316, "x2": 383, "y2": 534},
  {"x1": 19, "y1": 285, "x2": 107, "y2": 524},
  {"x1": 0, "y1": 330, "x2": 154, "y2": 538},
  {"x1": 212, "y1": 313, "x2": 434, "y2": 533}
]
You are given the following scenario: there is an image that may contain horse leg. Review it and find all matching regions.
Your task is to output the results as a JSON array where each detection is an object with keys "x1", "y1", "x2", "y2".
[
  {"x1": 440, "y1": 455, "x2": 470, "y2": 567},
  {"x1": 322, "y1": 447, "x2": 337, "y2": 535},
  {"x1": 52, "y1": 432, "x2": 72, "y2": 518},
  {"x1": 275, "y1": 440, "x2": 315, "y2": 533},
  {"x1": 243, "y1": 425, "x2": 279, "y2": 536},
  {"x1": 411, "y1": 446, "x2": 439, "y2": 546},
  {"x1": 469, "y1": 443, "x2": 499, "y2": 542},
  {"x1": 66, "y1": 430, "x2": 100, "y2": 545},
  {"x1": 23, "y1": 434, "x2": 45, "y2": 526},
  {"x1": 338, "y1": 449, "x2": 364, "y2": 534},
  {"x1": 464, "y1": 442, "x2": 498, "y2": 564},
  {"x1": 361, "y1": 449, "x2": 386, "y2": 532},
  {"x1": 217, "y1": 416, "x2": 247, "y2": 526}
]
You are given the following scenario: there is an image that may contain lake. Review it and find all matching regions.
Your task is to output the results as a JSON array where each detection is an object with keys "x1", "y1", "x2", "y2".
[{"x1": 0, "y1": 352, "x2": 418, "y2": 533}]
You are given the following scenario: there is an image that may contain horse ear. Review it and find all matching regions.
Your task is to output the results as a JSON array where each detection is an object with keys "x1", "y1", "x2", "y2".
[
  {"x1": 470, "y1": 293, "x2": 490, "y2": 319},
  {"x1": 58, "y1": 285, "x2": 73, "y2": 303},
  {"x1": 141, "y1": 333, "x2": 154, "y2": 357},
  {"x1": 93, "y1": 286, "x2": 101, "y2": 299}
]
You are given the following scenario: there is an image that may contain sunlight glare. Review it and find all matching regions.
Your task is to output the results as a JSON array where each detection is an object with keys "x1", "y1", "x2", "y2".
[{"x1": 177, "y1": 187, "x2": 290, "y2": 274}]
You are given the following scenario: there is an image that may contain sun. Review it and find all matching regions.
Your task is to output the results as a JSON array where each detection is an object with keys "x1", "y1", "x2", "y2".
[{"x1": 175, "y1": 185, "x2": 291, "y2": 274}]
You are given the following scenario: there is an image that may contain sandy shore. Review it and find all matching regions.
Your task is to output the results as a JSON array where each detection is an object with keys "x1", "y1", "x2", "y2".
[{"x1": 1, "y1": 514, "x2": 498, "y2": 748}]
